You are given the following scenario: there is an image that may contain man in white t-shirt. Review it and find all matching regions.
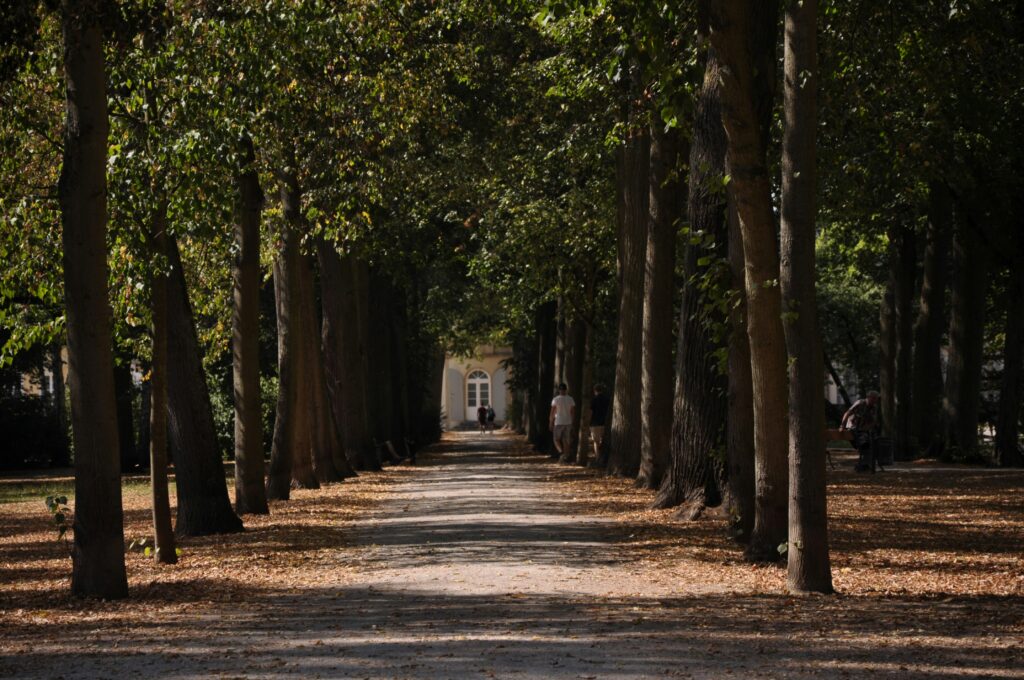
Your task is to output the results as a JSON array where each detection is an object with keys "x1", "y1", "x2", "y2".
[{"x1": 549, "y1": 383, "x2": 576, "y2": 456}]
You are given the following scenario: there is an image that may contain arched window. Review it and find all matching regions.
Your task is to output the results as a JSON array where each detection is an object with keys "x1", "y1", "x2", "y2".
[{"x1": 466, "y1": 369, "x2": 490, "y2": 412}]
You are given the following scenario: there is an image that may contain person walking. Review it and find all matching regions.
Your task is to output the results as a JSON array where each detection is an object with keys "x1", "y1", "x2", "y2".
[
  {"x1": 477, "y1": 402, "x2": 489, "y2": 433},
  {"x1": 549, "y1": 383, "x2": 576, "y2": 458},
  {"x1": 486, "y1": 404, "x2": 496, "y2": 433},
  {"x1": 587, "y1": 383, "x2": 610, "y2": 467}
]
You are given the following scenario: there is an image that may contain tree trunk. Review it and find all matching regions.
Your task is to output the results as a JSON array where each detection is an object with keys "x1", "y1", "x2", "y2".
[
  {"x1": 879, "y1": 265, "x2": 896, "y2": 437},
  {"x1": 318, "y1": 245, "x2": 377, "y2": 470},
  {"x1": 709, "y1": 0, "x2": 789, "y2": 562},
  {"x1": 532, "y1": 301, "x2": 557, "y2": 452},
  {"x1": 59, "y1": 0, "x2": 128, "y2": 598},
  {"x1": 136, "y1": 375, "x2": 151, "y2": 467},
  {"x1": 911, "y1": 183, "x2": 951, "y2": 457},
  {"x1": 554, "y1": 298, "x2": 566, "y2": 387},
  {"x1": 823, "y1": 349, "x2": 851, "y2": 408},
  {"x1": 166, "y1": 239, "x2": 244, "y2": 534},
  {"x1": 944, "y1": 210, "x2": 989, "y2": 458},
  {"x1": 232, "y1": 134, "x2": 268, "y2": 515},
  {"x1": 50, "y1": 343, "x2": 70, "y2": 467},
  {"x1": 368, "y1": 271, "x2": 396, "y2": 449},
  {"x1": 726, "y1": 196, "x2": 756, "y2": 541},
  {"x1": 149, "y1": 199, "x2": 176, "y2": 564},
  {"x1": 561, "y1": 317, "x2": 586, "y2": 463},
  {"x1": 638, "y1": 122, "x2": 682, "y2": 490},
  {"x1": 266, "y1": 254, "x2": 295, "y2": 500},
  {"x1": 893, "y1": 225, "x2": 917, "y2": 460},
  {"x1": 576, "y1": 320, "x2": 594, "y2": 465},
  {"x1": 267, "y1": 165, "x2": 318, "y2": 495},
  {"x1": 608, "y1": 123, "x2": 649, "y2": 478},
  {"x1": 654, "y1": 38, "x2": 728, "y2": 513},
  {"x1": 780, "y1": 0, "x2": 831, "y2": 594},
  {"x1": 996, "y1": 257, "x2": 1024, "y2": 467},
  {"x1": 298, "y1": 249, "x2": 345, "y2": 483},
  {"x1": 114, "y1": 360, "x2": 137, "y2": 472}
]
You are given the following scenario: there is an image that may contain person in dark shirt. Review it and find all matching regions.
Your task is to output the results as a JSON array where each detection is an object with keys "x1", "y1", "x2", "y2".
[
  {"x1": 477, "y1": 403, "x2": 488, "y2": 433},
  {"x1": 587, "y1": 384, "x2": 610, "y2": 467}
]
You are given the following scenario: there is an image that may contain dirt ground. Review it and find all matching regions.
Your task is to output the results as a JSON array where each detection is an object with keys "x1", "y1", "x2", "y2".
[{"x1": 1, "y1": 431, "x2": 1021, "y2": 678}]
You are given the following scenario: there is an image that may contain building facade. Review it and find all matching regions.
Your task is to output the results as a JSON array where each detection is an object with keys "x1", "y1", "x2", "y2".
[{"x1": 441, "y1": 345, "x2": 513, "y2": 430}]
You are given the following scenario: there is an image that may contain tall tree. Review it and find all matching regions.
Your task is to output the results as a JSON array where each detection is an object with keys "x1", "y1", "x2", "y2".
[
  {"x1": 232, "y1": 135, "x2": 268, "y2": 515},
  {"x1": 59, "y1": 0, "x2": 128, "y2": 598},
  {"x1": 943, "y1": 209, "x2": 989, "y2": 458},
  {"x1": 638, "y1": 122, "x2": 681, "y2": 490},
  {"x1": 910, "y1": 183, "x2": 951, "y2": 457},
  {"x1": 709, "y1": 0, "x2": 789, "y2": 562},
  {"x1": 607, "y1": 112, "x2": 649, "y2": 478},
  {"x1": 996, "y1": 255, "x2": 1024, "y2": 467},
  {"x1": 654, "y1": 31, "x2": 728, "y2": 514},
  {"x1": 779, "y1": 0, "x2": 832, "y2": 594},
  {"x1": 148, "y1": 198, "x2": 175, "y2": 564},
  {"x1": 893, "y1": 225, "x2": 917, "y2": 458},
  {"x1": 165, "y1": 240, "x2": 244, "y2": 535}
]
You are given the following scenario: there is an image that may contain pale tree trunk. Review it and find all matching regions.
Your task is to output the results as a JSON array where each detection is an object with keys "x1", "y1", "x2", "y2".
[
  {"x1": 654, "y1": 36, "x2": 728, "y2": 513},
  {"x1": 638, "y1": 122, "x2": 682, "y2": 490},
  {"x1": 780, "y1": 0, "x2": 831, "y2": 594},
  {"x1": 59, "y1": 0, "x2": 128, "y2": 597},
  {"x1": 893, "y1": 225, "x2": 917, "y2": 459},
  {"x1": 996, "y1": 256, "x2": 1024, "y2": 467},
  {"x1": 232, "y1": 134, "x2": 268, "y2": 515},
  {"x1": 166, "y1": 239, "x2": 244, "y2": 535},
  {"x1": 149, "y1": 198, "x2": 176, "y2": 564},
  {"x1": 944, "y1": 210, "x2": 989, "y2": 458},
  {"x1": 608, "y1": 119, "x2": 649, "y2": 478},
  {"x1": 911, "y1": 183, "x2": 951, "y2": 457},
  {"x1": 709, "y1": 0, "x2": 789, "y2": 562}
]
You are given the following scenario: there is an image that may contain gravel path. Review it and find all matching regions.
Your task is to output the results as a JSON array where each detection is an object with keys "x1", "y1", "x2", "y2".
[{"x1": 4, "y1": 431, "x2": 1020, "y2": 679}]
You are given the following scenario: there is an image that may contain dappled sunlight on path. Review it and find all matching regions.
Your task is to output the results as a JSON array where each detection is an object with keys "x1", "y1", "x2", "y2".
[{"x1": 1, "y1": 431, "x2": 1021, "y2": 678}]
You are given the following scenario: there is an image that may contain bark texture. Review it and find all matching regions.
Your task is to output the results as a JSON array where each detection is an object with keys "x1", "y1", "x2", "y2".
[
  {"x1": 654, "y1": 40, "x2": 728, "y2": 514},
  {"x1": 638, "y1": 122, "x2": 681, "y2": 490},
  {"x1": 910, "y1": 183, "x2": 951, "y2": 457},
  {"x1": 59, "y1": 0, "x2": 128, "y2": 597},
  {"x1": 232, "y1": 135, "x2": 268, "y2": 515},
  {"x1": 166, "y1": 240, "x2": 244, "y2": 535},
  {"x1": 780, "y1": 0, "x2": 832, "y2": 594},
  {"x1": 608, "y1": 124, "x2": 649, "y2": 477},
  {"x1": 709, "y1": 0, "x2": 789, "y2": 562}
]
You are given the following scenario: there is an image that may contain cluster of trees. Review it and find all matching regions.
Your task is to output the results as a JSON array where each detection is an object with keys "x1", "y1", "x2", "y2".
[{"x1": 1, "y1": 0, "x2": 1021, "y2": 600}]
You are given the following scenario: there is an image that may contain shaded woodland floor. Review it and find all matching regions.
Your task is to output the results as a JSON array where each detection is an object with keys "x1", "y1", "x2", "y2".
[{"x1": 0, "y1": 432, "x2": 1021, "y2": 678}]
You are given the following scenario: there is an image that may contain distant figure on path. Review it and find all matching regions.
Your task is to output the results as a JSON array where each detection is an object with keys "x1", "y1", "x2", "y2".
[
  {"x1": 477, "y1": 403, "x2": 489, "y2": 433},
  {"x1": 486, "y1": 404, "x2": 496, "y2": 432},
  {"x1": 841, "y1": 390, "x2": 881, "y2": 472},
  {"x1": 549, "y1": 383, "x2": 576, "y2": 457},
  {"x1": 587, "y1": 384, "x2": 610, "y2": 467}
]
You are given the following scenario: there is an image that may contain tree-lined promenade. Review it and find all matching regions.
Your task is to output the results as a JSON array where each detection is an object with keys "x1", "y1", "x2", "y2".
[{"x1": 1, "y1": 0, "x2": 1022, "y2": 668}]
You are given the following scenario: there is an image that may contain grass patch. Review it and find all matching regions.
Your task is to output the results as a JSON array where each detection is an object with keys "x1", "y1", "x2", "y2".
[{"x1": 0, "y1": 478, "x2": 162, "y2": 505}]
